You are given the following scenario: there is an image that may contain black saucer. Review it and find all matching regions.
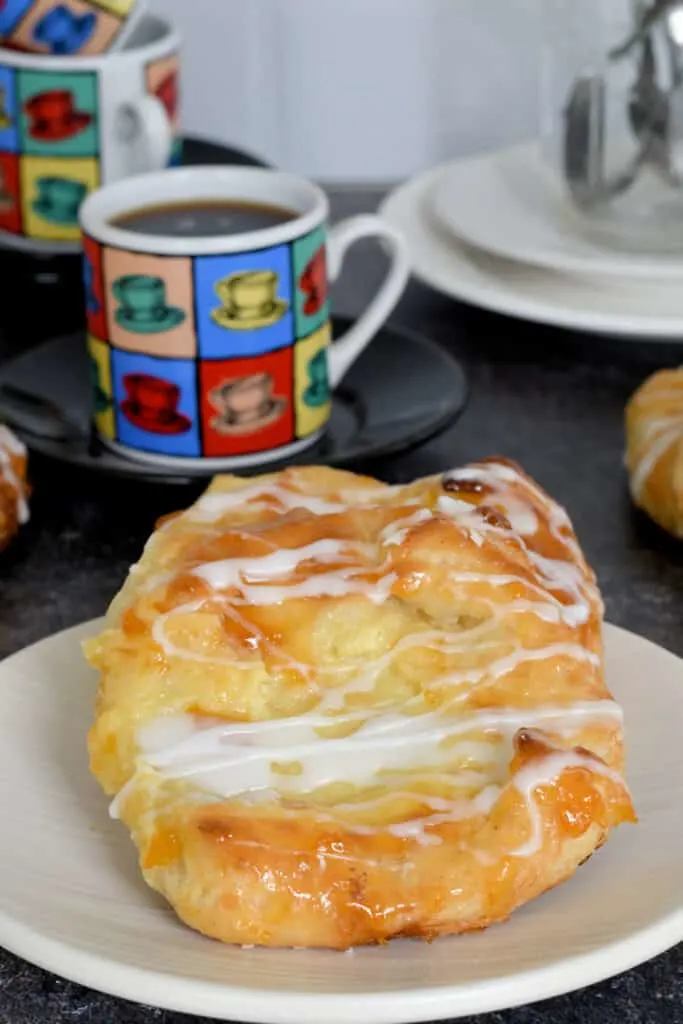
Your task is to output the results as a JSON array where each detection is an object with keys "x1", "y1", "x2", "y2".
[{"x1": 0, "y1": 318, "x2": 467, "y2": 484}]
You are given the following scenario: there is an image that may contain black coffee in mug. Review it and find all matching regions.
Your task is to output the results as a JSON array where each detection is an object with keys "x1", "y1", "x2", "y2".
[{"x1": 112, "y1": 200, "x2": 298, "y2": 238}]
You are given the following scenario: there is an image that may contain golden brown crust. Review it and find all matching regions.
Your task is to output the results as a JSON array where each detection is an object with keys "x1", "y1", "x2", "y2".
[
  {"x1": 0, "y1": 426, "x2": 29, "y2": 552},
  {"x1": 86, "y1": 461, "x2": 635, "y2": 948},
  {"x1": 626, "y1": 368, "x2": 683, "y2": 537}
]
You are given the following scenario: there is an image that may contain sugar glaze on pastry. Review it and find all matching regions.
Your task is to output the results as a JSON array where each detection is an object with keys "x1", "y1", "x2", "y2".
[
  {"x1": 626, "y1": 368, "x2": 683, "y2": 537},
  {"x1": 87, "y1": 460, "x2": 635, "y2": 948},
  {"x1": 0, "y1": 425, "x2": 29, "y2": 551}
]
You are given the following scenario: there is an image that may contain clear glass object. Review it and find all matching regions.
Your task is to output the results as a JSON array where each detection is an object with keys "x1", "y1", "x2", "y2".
[{"x1": 541, "y1": 0, "x2": 683, "y2": 253}]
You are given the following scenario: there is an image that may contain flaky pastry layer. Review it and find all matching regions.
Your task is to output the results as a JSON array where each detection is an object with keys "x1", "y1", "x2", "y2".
[
  {"x1": 626, "y1": 367, "x2": 683, "y2": 538},
  {"x1": 86, "y1": 460, "x2": 635, "y2": 948},
  {"x1": 0, "y1": 425, "x2": 29, "y2": 552}
]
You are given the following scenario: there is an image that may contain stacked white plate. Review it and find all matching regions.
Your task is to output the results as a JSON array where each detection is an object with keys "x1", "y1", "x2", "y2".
[{"x1": 380, "y1": 143, "x2": 683, "y2": 340}]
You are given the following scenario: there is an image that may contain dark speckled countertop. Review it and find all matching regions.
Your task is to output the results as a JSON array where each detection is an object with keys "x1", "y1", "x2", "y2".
[{"x1": 1, "y1": 157, "x2": 683, "y2": 1024}]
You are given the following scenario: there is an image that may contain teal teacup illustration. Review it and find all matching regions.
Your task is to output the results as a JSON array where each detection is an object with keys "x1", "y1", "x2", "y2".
[
  {"x1": 33, "y1": 176, "x2": 88, "y2": 225},
  {"x1": 303, "y1": 348, "x2": 330, "y2": 408},
  {"x1": 113, "y1": 274, "x2": 186, "y2": 334}
]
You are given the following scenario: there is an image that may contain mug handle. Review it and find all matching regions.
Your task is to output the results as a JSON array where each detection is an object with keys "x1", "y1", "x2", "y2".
[
  {"x1": 326, "y1": 214, "x2": 410, "y2": 388},
  {"x1": 120, "y1": 95, "x2": 173, "y2": 175}
]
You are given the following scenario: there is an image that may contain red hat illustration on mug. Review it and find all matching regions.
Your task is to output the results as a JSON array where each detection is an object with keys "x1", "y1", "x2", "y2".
[
  {"x1": 24, "y1": 89, "x2": 92, "y2": 142},
  {"x1": 298, "y1": 245, "x2": 327, "y2": 316},
  {"x1": 155, "y1": 70, "x2": 178, "y2": 122},
  {"x1": 121, "y1": 373, "x2": 192, "y2": 435}
]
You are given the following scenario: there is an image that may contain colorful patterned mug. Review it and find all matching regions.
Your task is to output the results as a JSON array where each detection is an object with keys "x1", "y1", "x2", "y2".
[
  {"x1": 0, "y1": 13, "x2": 181, "y2": 251},
  {"x1": 0, "y1": 0, "x2": 147, "y2": 56},
  {"x1": 79, "y1": 166, "x2": 411, "y2": 469}
]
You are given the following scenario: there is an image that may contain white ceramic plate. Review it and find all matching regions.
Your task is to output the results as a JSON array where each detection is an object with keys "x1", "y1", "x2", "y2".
[
  {"x1": 431, "y1": 143, "x2": 683, "y2": 281},
  {"x1": 1, "y1": 620, "x2": 682, "y2": 1024},
  {"x1": 380, "y1": 166, "x2": 683, "y2": 339}
]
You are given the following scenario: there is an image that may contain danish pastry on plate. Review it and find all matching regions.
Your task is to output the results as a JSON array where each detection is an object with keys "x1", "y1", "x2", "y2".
[
  {"x1": 626, "y1": 367, "x2": 683, "y2": 537},
  {"x1": 0, "y1": 425, "x2": 29, "y2": 551},
  {"x1": 86, "y1": 461, "x2": 635, "y2": 949}
]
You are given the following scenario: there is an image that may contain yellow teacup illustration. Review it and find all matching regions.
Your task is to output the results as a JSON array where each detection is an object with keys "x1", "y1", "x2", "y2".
[{"x1": 211, "y1": 269, "x2": 289, "y2": 331}]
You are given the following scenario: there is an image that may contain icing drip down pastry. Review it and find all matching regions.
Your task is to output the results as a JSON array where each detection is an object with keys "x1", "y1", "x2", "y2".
[
  {"x1": 86, "y1": 460, "x2": 635, "y2": 949},
  {"x1": 0, "y1": 425, "x2": 29, "y2": 551},
  {"x1": 626, "y1": 368, "x2": 683, "y2": 537}
]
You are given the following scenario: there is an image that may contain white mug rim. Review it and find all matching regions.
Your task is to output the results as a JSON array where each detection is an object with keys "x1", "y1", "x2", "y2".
[
  {"x1": 0, "y1": 12, "x2": 178, "y2": 70},
  {"x1": 79, "y1": 166, "x2": 330, "y2": 256}
]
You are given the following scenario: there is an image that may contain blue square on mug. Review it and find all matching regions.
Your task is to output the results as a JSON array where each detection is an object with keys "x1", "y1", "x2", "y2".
[
  {"x1": 193, "y1": 243, "x2": 295, "y2": 359},
  {"x1": 0, "y1": 0, "x2": 33, "y2": 36},
  {"x1": 110, "y1": 349, "x2": 201, "y2": 458},
  {"x1": 0, "y1": 67, "x2": 20, "y2": 154}
]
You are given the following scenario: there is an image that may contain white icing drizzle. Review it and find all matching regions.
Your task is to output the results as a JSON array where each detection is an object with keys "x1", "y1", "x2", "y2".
[
  {"x1": 438, "y1": 495, "x2": 487, "y2": 546},
  {"x1": 137, "y1": 696, "x2": 618, "y2": 782},
  {"x1": 116, "y1": 461, "x2": 628, "y2": 858},
  {"x1": 315, "y1": 626, "x2": 499, "y2": 712},
  {"x1": 0, "y1": 425, "x2": 25, "y2": 455},
  {"x1": 140, "y1": 696, "x2": 620, "y2": 757},
  {"x1": 510, "y1": 737, "x2": 627, "y2": 857},
  {"x1": 191, "y1": 539, "x2": 393, "y2": 606},
  {"x1": 630, "y1": 416, "x2": 683, "y2": 501},
  {"x1": 193, "y1": 482, "x2": 394, "y2": 521},
  {"x1": 438, "y1": 571, "x2": 589, "y2": 628},
  {"x1": 445, "y1": 462, "x2": 582, "y2": 566},
  {"x1": 195, "y1": 540, "x2": 361, "y2": 585},
  {"x1": 443, "y1": 466, "x2": 540, "y2": 536},
  {"x1": 0, "y1": 425, "x2": 28, "y2": 524},
  {"x1": 638, "y1": 414, "x2": 683, "y2": 443},
  {"x1": 137, "y1": 699, "x2": 621, "y2": 791},
  {"x1": 526, "y1": 553, "x2": 592, "y2": 627},
  {"x1": 126, "y1": 699, "x2": 626, "y2": 850},
  {"x1": 192, "y1": 479, "x2": 424, "y2": 524},
  {"x1": 125, "y1": 702, "x2": 620, "y2": 848},
  {"x1": 152, "y1": 596, "x2": 316, "y2": 679},
  {"x1": 192, "y1": 483, "x2": 347, "y2": 519},
  {"x1": 385, "y1": 786, "x2": 502, "y2": 844},
  {"x1": 441, "y1": 464, "x2": 596, "y2": 625},
  {"x1": 428, "y1": 643, "x2": 599, "y2": 702},
  {"x1": 380, "y1": 509, "x2": 433, "y2": 546}
]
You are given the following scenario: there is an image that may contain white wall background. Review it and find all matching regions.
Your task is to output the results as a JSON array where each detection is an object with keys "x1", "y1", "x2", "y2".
[{"x1": 148, "y1": 0, "x2": 545, "y2": 182}]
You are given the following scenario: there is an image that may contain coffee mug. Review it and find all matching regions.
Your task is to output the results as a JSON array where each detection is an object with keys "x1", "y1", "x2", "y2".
[
  {"x1": 79, "y1": 165, "x2": 411, "y2": 469},
  {"x1": 0, "y1": 13, "x2": 180, "y2": 251},
  {"x1": 0, "y1": 0, "x2": 147, "y2": 56}
]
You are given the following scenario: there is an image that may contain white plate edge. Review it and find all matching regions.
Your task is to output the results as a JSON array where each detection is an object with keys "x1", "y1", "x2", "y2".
[
  {"x1": 380, "y1": 166, "x2": 683, "y2": 340},
  {"x1": 0, "y1": 619, "x2": 681, "y2": 1024},
  {"x1": 430, "y1": 142, "x2": 683, "y2": 282}
]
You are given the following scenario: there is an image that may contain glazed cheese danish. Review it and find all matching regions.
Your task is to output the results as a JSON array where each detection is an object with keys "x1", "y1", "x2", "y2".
[
  {"x1": 626, "y1": 367, "x2": 683, "y2": 537},
  {"x1": 0, "y1": 425, "x2": 29, "y2": 551},
  {"x1": 86, "y1": 460, "x2": 635, "y2": 949}
]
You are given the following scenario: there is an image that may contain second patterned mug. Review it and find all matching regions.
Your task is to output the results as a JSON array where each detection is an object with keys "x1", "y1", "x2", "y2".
[
  {"x1": 0, "y1": 0, "x2": 148, "y2": 56},
  {"x1": 79, "y1": 165, "x2": 411, "y2": 469},
  {"x1": 0, "y1": 13, "x2": 181, "y2": 251}
]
